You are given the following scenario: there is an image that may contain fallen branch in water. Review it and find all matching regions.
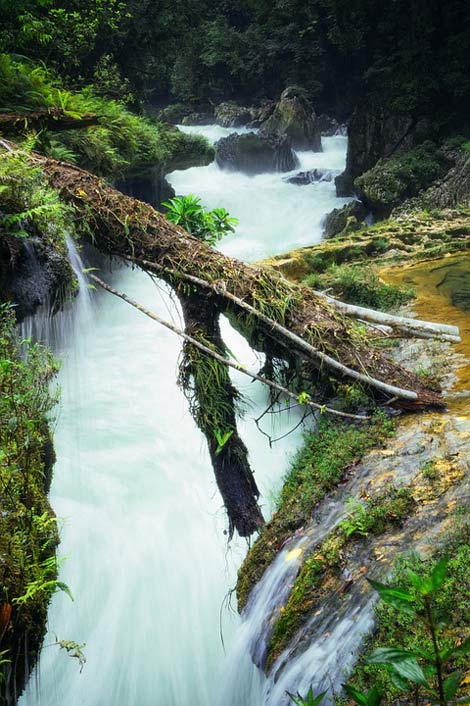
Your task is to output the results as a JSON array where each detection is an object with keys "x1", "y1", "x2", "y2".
[{"x1": 89, "y1": 273, "x2": 369, "y2": 422}]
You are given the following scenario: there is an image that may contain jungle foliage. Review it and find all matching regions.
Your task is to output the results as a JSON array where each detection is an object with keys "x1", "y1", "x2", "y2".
[
  {"x1": 2, "y1": 0, "x2": 469, "y2": 127},
  {"x1": 0, "y1": 55, "x2": 213, "y2": 178},
  {"x1": 0, "y1": 305, "x2": 72, "y2": 692}
]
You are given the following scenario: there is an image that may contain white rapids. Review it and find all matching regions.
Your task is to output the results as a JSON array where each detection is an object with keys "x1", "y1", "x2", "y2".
[{"x1": 19, "y1": 126, "x2": 354, "y2": 706}]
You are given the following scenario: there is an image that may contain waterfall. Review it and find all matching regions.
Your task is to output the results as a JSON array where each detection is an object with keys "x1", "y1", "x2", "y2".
[{"x1": 19, "y1": 128, "x2": 351, "y2": 706}]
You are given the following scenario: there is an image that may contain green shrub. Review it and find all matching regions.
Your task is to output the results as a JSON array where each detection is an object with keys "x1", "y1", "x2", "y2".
[
  {"x1": 163, "y1": 194, "x2": 237, "y2": 246},
  {"x1": 303, "y1": 264, "x2": 414, "y2": 311}
]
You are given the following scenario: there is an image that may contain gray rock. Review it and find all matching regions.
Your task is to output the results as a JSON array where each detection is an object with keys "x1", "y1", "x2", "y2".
[
  {"x1": 215, "y1": 132, "x2": 299, "y2": 175},
  {"x1": 285, "y1": 169, "x2": 334, "y2": 185},
  {"x1": 214, "y1": 101, "x2": 253, "y2": 127},
  {"x1": 317, "y1": 114, "x2": 340, "y2": 136},
  {"x1": 181, "y1": 111, "x2": 214, "y2": 126},
  {"x1": 259, "y1": 87, "x2": 322, "y2": 151}
]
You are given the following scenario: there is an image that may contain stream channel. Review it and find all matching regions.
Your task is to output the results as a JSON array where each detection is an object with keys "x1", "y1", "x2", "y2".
[{"x1": 19, "y1": 128, "x2": 350, "y2": 706}]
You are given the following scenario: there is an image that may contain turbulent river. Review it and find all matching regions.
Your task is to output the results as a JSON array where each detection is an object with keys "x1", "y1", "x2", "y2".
[{"x1": 19, "y1": 127, "x2": 349, "y2": 706}]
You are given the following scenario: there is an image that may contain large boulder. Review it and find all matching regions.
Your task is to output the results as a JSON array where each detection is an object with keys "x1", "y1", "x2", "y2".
[
  {"x1": 215, "y1": 132, "x2": 299, "y2": 175},
  {"x1": 259, "y1": 87, "x2": 322, "y2": 151},
  {"x1": 157, "y1": 103, "x2": 193, "y2": 124},
  {"x1": 354, "y1": 141, "x2": 447, "y2": 217},
  {"x1": 394, "y1": 142, "x2": 470, "y2": 214},
  {"x1": 248, "y1": 100, "x2": 276, "y2": 128},
  {"x1": 214, "y1": 101, "x2": 253, "y2": 127}
]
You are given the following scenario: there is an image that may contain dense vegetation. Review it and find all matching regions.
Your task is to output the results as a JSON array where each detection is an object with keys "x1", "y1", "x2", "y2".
[
  {"x1": 0, "y1": 55, "x2": 213, "y2": 178},
  {"x1": 2, "y1": 0, "x2": 469, "y2": 127},
  {"x1": 0, "y1": 306, "x2": 69, "y2": 694}
]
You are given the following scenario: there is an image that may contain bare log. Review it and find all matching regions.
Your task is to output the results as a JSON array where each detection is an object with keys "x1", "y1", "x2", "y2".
[{"x1": 314, "y1": 292, "x2": 460, "y2": 339}]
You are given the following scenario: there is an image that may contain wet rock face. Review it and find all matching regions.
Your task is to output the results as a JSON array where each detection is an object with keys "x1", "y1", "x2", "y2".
[
  {"x1": 215, "y1": 132, "x2": 299, "y2": 174},
  {"x1": 323, "y1": 200, "x2": 368, "y2": 239},
  {"x1": 336, "y1": 105, "x2": 433, "y2": 196},
  {"x1": 259, "y1": 86, "x2": 322, "y2": 151},
  {"x1": 317, "y1": 114, "x2": 341, "y2": 136},
  {"x1": 116, "y1": 166, "x2": 175, "y2": 209},
  {"x1": 214, "y1": 101, "x2": 253, "y2": 127},
  {"x1": 0, "y1": 236, "x2": 73, "y2": 321}
]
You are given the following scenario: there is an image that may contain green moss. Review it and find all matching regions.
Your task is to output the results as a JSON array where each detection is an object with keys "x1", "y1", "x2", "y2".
[
  {"x1": 303, "y1": 264, "x2": 415, "y2": 311},
  {"x1": 236, "y1": 414, "x2": 395, "y2": 611},
  {"x1": 0, "y1": 306, "x2": 62, "y2": 694},
  {"x1": 266, "y1": 487, "x2": 415, "y2": 666},
  {"x1": 346, "y1": 518, "x2": 470, "y2": 702}
]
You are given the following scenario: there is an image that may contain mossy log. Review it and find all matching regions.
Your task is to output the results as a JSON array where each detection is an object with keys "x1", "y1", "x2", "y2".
[
  {"x1": 5, "y1": 144, "x2": 451, "y2": 535},
  {"x1": 0, "y1": 109, "x2": 99, "y2": 134},
  {"x1": 23, "y1": 150, "x2": 444, "y2": 409}
]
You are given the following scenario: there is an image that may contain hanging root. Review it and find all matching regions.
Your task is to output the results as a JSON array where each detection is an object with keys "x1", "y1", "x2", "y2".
[{"x1": 178, "y1": 292, "x2": 264, "y2": 538}]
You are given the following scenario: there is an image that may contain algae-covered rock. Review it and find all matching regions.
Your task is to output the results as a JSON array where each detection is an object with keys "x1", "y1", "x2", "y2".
[
  {"x1": 323, "y1": 200, "x2": 368, "y2": 238},
  {"x1": 215, "y1": 132, "x2": 299, "y2": 174},
  {"x1": 0, "y1": 235, "x2": 74, "y2": 321},
  {"x1": 157, "y1": 103, "x2": 193, "y2": 124},
  {"x1": 337, "y1": 105, "x2": 433, "y2": 196},
  {"x1": 355, "y1": 141, "x2": 447, "y2": 217},
  {"x1": 260, "y1": 86, "x2": 322, "y2": 151}
]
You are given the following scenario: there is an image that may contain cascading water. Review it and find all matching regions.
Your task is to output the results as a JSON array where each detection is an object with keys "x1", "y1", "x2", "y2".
[{"x1": 19, "y1": 127, "x2": 350, "y2": 706}]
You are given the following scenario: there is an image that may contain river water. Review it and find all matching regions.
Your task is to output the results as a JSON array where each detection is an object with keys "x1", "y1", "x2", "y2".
[{"x1": 19, "y1": 127, "x2": 349, "y2": 706}]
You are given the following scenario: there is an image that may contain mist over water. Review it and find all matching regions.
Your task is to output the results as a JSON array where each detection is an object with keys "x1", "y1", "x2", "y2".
[{"x1": 20, "y1": 127, "x2": 349, "y2": 706}]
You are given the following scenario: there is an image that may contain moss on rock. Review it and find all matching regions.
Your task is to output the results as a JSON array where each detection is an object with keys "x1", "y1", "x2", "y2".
[
  {"x1": 0, "y1": 306, "x2": 61, "y2": 698},
  {"x1": 236, "y1": 415, "x2": 395, "y2": 612}
]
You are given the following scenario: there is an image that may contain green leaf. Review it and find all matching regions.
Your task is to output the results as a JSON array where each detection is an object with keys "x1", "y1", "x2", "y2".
[
  {"x1": 56, "y1": 581, "x2": 74, "y2": 601},
  {"x1": 389, "y1": 671, "x2": 409, "y2": 691},
  {"x1": 367, "y1": 685, "x2": 383, "y2": 706},
  {"x1": 367, "y1": 648, "x2": 428, "y2": 686},
  {"x1": 443, "y1": 672, "x2": 462, "y2": 701},
  {"x1": 287, "y1": 688, "x2": 326, "y2": 706},
  {"x1": 367, "y1": 579, "x2": 416, "y2": 613},
  {"x1": 343, "y1": 685, "x2": 368, "y2": 706},
  {"x1": 442, "y1": 636, "x2": 470, "y2": 660}
]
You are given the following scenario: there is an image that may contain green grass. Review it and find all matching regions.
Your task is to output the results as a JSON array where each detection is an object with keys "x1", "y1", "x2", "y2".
[{"x1": 303, "y1": 264, "x2": 415, "y2": 311}]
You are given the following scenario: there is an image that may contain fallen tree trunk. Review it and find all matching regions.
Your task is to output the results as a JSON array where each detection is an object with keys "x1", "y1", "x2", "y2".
[
  {"x1": 25, "y1": 150, "x2": 443, "y2": 408},
  {"x1": 314, "y1": 291, "x2": 461, "y2": 342},
  {"x1": 0, "y1": 109, "x2": 99, "y2": 135},
  {"x1": 2, "y1": 141, "x2": 453, "y2": 535}
]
